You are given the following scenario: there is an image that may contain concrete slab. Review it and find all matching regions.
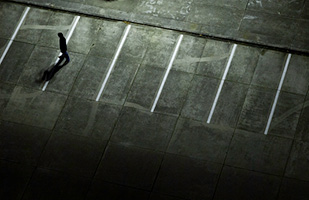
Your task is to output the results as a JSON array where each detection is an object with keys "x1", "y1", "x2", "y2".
[
  {"x1": 0, "y1": 160, "x2": 34, "y2": 200},
  {"x1": 282, "y1": 54, "x2": 309, "y2": 95},
  {"x1": 239, "y1": 10, "x2": 297, "y2": 48},
  {"x1": 1, "y1": 2, "x2": 309, "y2": 199},
  {"x1": 247, "y1": 0, "x2": 305, "y2": 17},
  {"x1": 251, "y1": 50, "x2": 286, "y2": 90},
  {"x1": 214, "y1": 166, "x2": 281, "y2": 200},
  {"x1": 285, "y1": 140, "x2": 309, "y2": 181},
  {"x1": 196, "y1": 40, "x2": 232, "y2": 78},
  {"x1": 0, "y1": 3, "x2": 25, "y2": 40},
  {"x1": 295, "y1": 95, "x2": 309, "y2": 142},
  {"x1": 38, "y1": 132, "x2": 107, "y2": 177},
  {"x1": 0, "y1": 38, "x2": 7, "y2": 57},
  {"x1": 111, "y1": 107, "x2": 177, "y2": 151},
  {"x1": 0, "y1": 83, "x2": 15, "y2": 115},
  {"x1": 187, "y1": 2, "x2": 244, "y2": 33},
  {"x1": 17, "y1": 45, "x2": 60, "y2": 89},
  {"x1": 68, "y1": 17, "x2": 102, "y2": 55},
  {"x1": 54, "y1": 97, "x2": 121, "y2": 140},
  {"x1": 226, "y1": 129, "x2": 292, "y2": 175},
  {"x1": 154, "y1": 154, "x2": 221, "y2": 200},
  {"x1": 70, "y1": 56, "x2": 111, "y2": 100},
  {"x1": 149, "y1": 193, "x2": 186, "y2": 200},
  {"x1": 181, "y1": 75, "x2": 219, "y2": 121},
  {"x1": 22, "y1": 168, "x2": 91, "y2": 200},
  {"x1": 302, "y1": 1, "x2": 309, "y2": 19},
  {"x1": 2, "y1": 86, "x2": 67, "y2": 129},
  {"x1": 15, "y1": 7, "x2": 52, "y2": 44},
  {"x1": 237, "y1": 86, "x2": 276, "y2": 133},
  {"x1": 0, "y1": 121, "x2": 50, "y2": 165},
  {"x1": 155, "y1": 70, "x2": 193, "y2": 115},
  {"x1": 43, "y1": 51, "x2": 86, "y2": 94},
  {"x1": 125, "y1": 65, "x2": 165, "y2": 109},
  {"x1": 291, "y1": 19, "x2": 309, "y2": 51},
  {"x1": 0, "y1": 41, "x2": 35, "y2": 84},
  {"x1": 70, "y1": 21, "x2": 126, "y2": 99},
  {"x1": 101, "y1": 59, "x2": 141, "y2": 105},
  {"x1": 173, "y1": 35, "x2": 206, "y2": 73},
  {"x1": 278, "y1": 178, "x2": 309, "y2": 200},
  {"x1": 211, "y1": 81, "x2": 249, "y2": 128},
  {"x1": 17, "y1": 45, "x2": 86, "y2": 94},
  {"x1": 95, "y1": 142, "x2": 163, "y2": 190},
  {"x1": 268, "y1": 92, "x2": 305, "y2": 138},
  {"x1": 7, "y1": 0, "x2": 309, "y2": 53},
  {"x1": 37, "y1": 12, "x2": 74, "y2": 49},
  {"x1": 167, "y1": 118, "x2": 233, "y2": 163},
  {"x1": 86, "y1": 179, "x2": 150, "y2": 200},
  {"x1": 226, "y1": 44, "x2": 260, "y2": 84}
]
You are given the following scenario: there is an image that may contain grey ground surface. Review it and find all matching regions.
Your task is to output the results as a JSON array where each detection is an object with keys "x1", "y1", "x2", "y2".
[
  {"x1": 7, "y1": 0, "x2": 309, "y2": 54},
  {"x1": 0, "y1": 1, "x2": 309, "y2": 200}
]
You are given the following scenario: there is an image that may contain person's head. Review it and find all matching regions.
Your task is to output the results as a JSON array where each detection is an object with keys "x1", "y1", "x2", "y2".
[{"x1": 58, "y1": 32, "x2": 64, "y2": 38}]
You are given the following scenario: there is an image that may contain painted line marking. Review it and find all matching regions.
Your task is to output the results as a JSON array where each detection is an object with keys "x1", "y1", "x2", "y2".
[
  {"x1": 151, "y1": 34, "x2": 183, "y2": 113},
  {"x1": 42, "y1": 16, "x2": 80, "y2": 91},
  {"x1": 264, "y1": 53, "x2": 291, "y2": 135},
  {"x1": 207, "y1": 44, "x2": 237, "y2": 123},
  {"x1": 95, "y1": 24, "x2": 131, "y2": 101},
  {"x1": 0, "y1": 7, "x2": 30, "y2": 65}
]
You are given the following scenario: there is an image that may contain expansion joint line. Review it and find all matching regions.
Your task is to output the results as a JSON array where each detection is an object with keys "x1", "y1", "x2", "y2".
[
  {"x1": 207, "y1": 44, "x2": 237, "y2": 124},
  {"x1": 42, "y1": 16, "x2": 80, "y2": 91},
  {"x1": 264, "y1": 53, "x2": 291, "y2": 135},
  {"x1": 0, "y1": 7, "x2": 30, "y2": 65},
  {"x1": 151, "y1": 34, "x2": 183, "y2": 113},
  {"x1": 95, "y1": 24, "x2": 131, "y2": 101}
]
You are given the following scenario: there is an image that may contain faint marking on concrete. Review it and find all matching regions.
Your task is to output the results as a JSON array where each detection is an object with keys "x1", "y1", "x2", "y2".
[
  {"x1": 2, "y1": 87, "x2": 41, "y2": 109},
  {"x1": 174, "y1": 54, "x2": 229, "y2": 65},
  {"x1": 124, "y1": 102, "x2": 149, "y2": 111},
  {"x1": 83, "y1": 101, "x2": 99, "y2": 135},
  {"x1": 248, "y1": 0, "x2": 263, "y2": 7},
  {"x1": 243, "y1": 15, "x2": 258, "y2": 20},
  {"x1": 180, "y1": 2, "x2": 192, "y2": 15},
  {"x1": 268, "y1": 100, "x2": 309, "y2": 132},
  {"x1": 20, "y1": 25, "x2": 71, "y2": 30}
]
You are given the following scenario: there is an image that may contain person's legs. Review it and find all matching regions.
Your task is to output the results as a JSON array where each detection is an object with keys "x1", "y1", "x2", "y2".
[{"x1": 61, "y1": 52, "x2": 70, "y2": 67}]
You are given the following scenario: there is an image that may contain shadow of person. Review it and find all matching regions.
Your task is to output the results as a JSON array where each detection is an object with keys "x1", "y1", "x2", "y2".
[{"x1": 35, "y1": 64, "x2": 54, "y2": 83}]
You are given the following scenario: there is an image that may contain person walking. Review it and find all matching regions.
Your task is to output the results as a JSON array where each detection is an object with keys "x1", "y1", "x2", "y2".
[{"x1": 42, "y1": 32, "x2": 70, "y2": 81}]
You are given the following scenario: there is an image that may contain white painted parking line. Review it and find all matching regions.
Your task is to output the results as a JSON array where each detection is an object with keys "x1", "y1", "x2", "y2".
[
  {"x1": 96, "y1": 24, "x2": 131, "y2": 101},
  {"x1": 264, "y1": 53, "x2": 291, "y2": 135},
  {"x1": 151, "y1": 34, "x2": 183, "y2": 113},
  {"x1": 0, "y1": 7, "x2": 30, "y2": 65},
  {"x1": 42, "y1": 16, "x2": 80, "y2": 91},
  {"x1": 207, "y1": 44, "x2": 237, "y2": 124}
]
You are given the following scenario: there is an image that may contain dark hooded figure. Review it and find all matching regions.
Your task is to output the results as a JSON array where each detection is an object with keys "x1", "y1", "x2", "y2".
[{"x1": 42, "y1": 32, "x2": 70, "y2": 81}]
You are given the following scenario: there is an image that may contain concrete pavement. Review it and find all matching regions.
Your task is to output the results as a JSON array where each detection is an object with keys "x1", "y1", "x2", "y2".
[
  {"x1": 7, "y1": 0, "x2": 309, "y2": 54},
  {"x1": 1, "y1": 1, "x2": 309, "y2": 199}
]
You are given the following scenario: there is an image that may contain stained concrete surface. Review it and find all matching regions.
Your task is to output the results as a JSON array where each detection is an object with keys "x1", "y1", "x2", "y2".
[
  {"x1": 0, "y1": 1, "x2": 309, "y2": 200},
  {"x1": 7, "y1": 0, "x2": 309, "y2": 54}
]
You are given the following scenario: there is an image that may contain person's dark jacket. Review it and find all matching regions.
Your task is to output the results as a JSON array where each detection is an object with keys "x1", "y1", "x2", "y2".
[{"x1": 59, "y1": 35, "x2": 67, "y2": 53}]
